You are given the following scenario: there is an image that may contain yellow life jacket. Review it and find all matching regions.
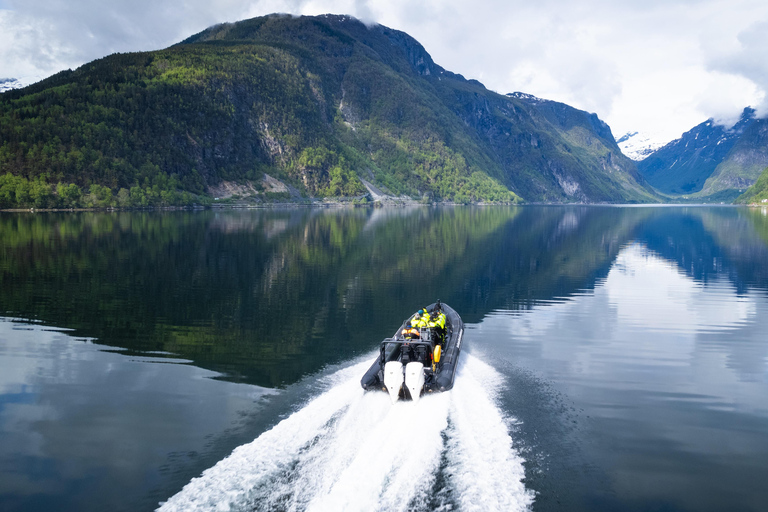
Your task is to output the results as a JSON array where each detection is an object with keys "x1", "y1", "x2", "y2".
[
  {"x1": 428, "y1": 312, "x2": 446, "y2": 329},
  {"x1": 412, "y1": 309, "x2": 430, "y2": 328},
  {"x1": 436, "y1": 312, "x2": 446, "y2": 329}
]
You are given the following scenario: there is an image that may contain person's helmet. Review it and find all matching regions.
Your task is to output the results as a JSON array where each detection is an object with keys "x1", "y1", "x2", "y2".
[{"x1": 418, "y1": 309, "x2": 425, "y2": 315}]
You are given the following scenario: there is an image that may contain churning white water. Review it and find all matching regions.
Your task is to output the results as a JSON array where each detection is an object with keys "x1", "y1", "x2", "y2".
[{"x1": 158, "y1": 354, "x2": 533, "y2": 512}]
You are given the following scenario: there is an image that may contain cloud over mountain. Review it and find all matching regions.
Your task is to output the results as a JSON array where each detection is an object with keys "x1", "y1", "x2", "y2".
[
  {"x1": 2, "y1": 0, "x2": 768, "y2": 139},
  {"x1": 704, "y1": 19, "x2": 768, "y2": 123}
]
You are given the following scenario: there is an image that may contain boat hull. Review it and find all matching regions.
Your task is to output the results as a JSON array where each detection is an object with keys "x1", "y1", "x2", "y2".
[{"x1": 360, "y1": 303, "x2": 464, "y2": 400}]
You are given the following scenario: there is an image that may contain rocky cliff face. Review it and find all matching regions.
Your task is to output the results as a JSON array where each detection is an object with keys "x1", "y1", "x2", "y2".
[{"x1": 437, "y1": 87, "x2": 654, "y2": 202}]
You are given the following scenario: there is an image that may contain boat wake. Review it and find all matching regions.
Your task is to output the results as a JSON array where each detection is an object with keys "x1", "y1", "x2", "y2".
[{"x1": 158, "y1": 354, "x2": 533, "y2": 512}]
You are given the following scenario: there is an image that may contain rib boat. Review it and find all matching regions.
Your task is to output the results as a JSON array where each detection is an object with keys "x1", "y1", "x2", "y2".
[{"x1": 360, "y1": 302, "x2": 464, "y2": 403}]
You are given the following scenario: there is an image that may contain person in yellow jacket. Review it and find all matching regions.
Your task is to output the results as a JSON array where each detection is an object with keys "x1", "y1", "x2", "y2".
[
  {"x1": 402, "y1": 308, "x2": 430, "y2": 338},
  {"x1": 413, "y1": 308, "x2": 431, "y2": 328},
  {"x1": 428, "y1": 310, "x2": 447, "y2": 344}
]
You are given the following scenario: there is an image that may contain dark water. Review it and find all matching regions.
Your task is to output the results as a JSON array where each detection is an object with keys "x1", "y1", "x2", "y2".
[{"x1": 1, "y1": 206, "x2": 767, "y2": 511}]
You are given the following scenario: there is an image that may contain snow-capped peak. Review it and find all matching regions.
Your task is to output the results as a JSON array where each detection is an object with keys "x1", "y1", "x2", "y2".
[
  {"x1": 506, "y1": 92, "x2": 546, "y2": 104},
  {"x1": 616, "y1": 131, "x2": 673, "y2": 161}
]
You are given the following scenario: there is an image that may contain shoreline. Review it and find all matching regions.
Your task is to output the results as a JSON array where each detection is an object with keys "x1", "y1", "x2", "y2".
[
  {"x1": 3, "y1": 202, "x2": 756, "y2": 213},
  {"x1": 0, "y1": 199, "x2": 521, "y2": 212}
]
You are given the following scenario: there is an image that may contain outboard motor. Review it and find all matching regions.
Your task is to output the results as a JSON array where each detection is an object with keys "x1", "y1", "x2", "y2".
[
  {"x1": 405, "y1": 362, "x2": 425, "y2": 402},
  {"x1": 415, "y1": 344, "x2": 427, "y2": 364},
  {"x1": 384, "y1": 361, "x2": 404, "y2": 404},
  {"x1": 401, "y1": 344, "x2": 412, "y2": 365}
]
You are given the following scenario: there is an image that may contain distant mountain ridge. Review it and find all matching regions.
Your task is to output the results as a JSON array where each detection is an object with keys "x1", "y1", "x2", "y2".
[
  {"x1": 637, "y1": 108, "x2": 768, "y2": 201},
  {"x1": 0, "y1": 14, "x2": 657, "y2": 207}
]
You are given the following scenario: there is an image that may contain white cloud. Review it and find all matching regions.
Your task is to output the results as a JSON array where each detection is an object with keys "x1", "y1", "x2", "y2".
[
  {"x1": 705, "y1": 20, "x2": 768, "y2": 120},
  {"x1": 697, "y1": 72, "x2": 764, "y2": 126},
  {"x1": 2, "y1": 0, "x2": 768, "y2": 140}
]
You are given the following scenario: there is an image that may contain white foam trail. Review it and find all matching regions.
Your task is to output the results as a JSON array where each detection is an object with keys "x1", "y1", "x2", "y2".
[
  {"x1": 159, "y1": 355, "x2": 533, "y2": 512},
  {"x1": 444, "y1": 356, "x2": 535, "y2": 511},
  {"x1": 158, "y1": 361, "x2": 371, "y2": 512}
]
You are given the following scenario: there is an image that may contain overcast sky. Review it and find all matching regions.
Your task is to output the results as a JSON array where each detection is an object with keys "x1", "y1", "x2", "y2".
[{"x1": 2, "y1": 0, "x2": 767, "y2": 142}]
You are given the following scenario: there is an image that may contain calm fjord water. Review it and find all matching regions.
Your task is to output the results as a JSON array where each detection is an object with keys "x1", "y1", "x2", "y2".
[{"x1": 1, "y1": 206, "x2": 767, "y2": 511}]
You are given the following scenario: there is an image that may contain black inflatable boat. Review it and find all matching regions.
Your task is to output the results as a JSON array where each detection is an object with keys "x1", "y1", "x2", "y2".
[{"x1": 360, "y1": 302, "x2": 464, "y2": 403}]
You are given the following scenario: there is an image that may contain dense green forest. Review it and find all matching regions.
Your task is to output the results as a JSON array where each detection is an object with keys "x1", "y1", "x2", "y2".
[{"x1": 1, "y1": 14, "x2": 656, "y2": 208}]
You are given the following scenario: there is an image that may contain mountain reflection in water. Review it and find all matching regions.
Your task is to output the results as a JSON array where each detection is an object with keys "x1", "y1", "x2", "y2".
[{"x1": 0, "y1": 205, "x2": 767, "y2": 512}]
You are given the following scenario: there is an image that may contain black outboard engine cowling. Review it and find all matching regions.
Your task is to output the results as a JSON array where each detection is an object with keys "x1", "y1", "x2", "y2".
[
  {"x1": 416, "y1": 345, "x2": 427, "y2": 364},
  {"x1": 401, "y1": 344, "x2": 411, "y2": 365}
]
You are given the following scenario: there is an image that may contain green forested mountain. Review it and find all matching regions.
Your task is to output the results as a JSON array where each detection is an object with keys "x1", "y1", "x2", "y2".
[{"x1": 0, "y1": 14, "x2": 656, "y2": 207}]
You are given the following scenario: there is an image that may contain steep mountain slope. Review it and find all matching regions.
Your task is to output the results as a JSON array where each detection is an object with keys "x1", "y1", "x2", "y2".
[
  {"x1": 736, "y1": 166, "x2": 768, "y2": 204},
  {"x1": 699, "y1": 118, "x2": 768, "y2": 200},
  {"x1": 638, "y1": 108, "x2": 768, "y2": 201},
  {"x1": 0, "y1": 14, "x2": 655, "y2": 207}
]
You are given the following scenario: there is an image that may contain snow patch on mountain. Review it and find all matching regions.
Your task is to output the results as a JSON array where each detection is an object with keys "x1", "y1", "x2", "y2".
[
  {"x1": 616, "y1": 131, "x2": 673, "y2": 161},
  {"x1": 506, "y1": 92, "x2": 547, "y2": 105}
]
